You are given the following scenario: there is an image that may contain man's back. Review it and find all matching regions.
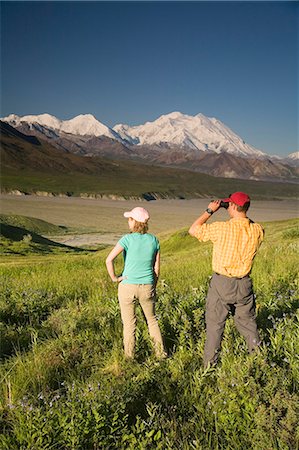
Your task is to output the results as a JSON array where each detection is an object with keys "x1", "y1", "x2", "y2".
[{"x1": 194, "y1": 217, "x2": 264, "y2": 277}]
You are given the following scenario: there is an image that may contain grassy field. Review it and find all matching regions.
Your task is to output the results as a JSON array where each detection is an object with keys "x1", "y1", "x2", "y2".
[{"x1": 0, "y1": 218, "x2": 298, "y2": 449}]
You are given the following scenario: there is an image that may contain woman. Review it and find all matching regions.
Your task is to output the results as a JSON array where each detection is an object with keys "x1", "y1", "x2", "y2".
[{"x1": 105, "y1": 206, "x2": 166, "y2": 359}]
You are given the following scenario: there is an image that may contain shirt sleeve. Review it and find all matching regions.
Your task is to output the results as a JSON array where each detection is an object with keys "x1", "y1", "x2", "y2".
[
  {"x1": 155, "y1": 237, "x2": 160, "y2": 251},
  {"x1": 258, "y1": 224, "x2": 265, "y2": 244},
  {"x1": 194, "y1": 222, "x2": 222, "y2": 243},
  {"x1": 118, "y1": 234, "x2": 129, "y2": 250}
]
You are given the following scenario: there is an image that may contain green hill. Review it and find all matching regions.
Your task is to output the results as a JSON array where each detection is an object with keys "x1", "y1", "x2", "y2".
[
  {"x1": 0, "y1": 216, "x2": 84, "y2": 256},
  {"x1": 0, "y1": 214, "x2": 67, "y2": 235}
]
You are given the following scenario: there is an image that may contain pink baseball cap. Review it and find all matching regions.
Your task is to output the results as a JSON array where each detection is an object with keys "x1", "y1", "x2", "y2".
[
  {"x1": 222, "y1": 192, "x2": 251, "y2": 207},
  {"x1": 124, "y1": 207, "x2": 150, "y2": 223}
]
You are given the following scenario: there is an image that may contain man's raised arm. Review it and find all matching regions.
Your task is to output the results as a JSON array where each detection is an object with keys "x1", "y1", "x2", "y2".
[{"x1": 189, "y1": 200, "x2": 221, "y2": 237}]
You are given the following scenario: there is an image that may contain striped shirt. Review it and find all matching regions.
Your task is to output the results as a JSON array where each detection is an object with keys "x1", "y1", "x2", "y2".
[{"x1": 194, "y1": 218, "x2": 264, "y2": 277}]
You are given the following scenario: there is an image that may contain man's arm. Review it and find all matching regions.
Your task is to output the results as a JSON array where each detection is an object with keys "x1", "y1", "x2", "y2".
[{"x1": 189, "y1": 200, "x2": 221, "y2": 237}]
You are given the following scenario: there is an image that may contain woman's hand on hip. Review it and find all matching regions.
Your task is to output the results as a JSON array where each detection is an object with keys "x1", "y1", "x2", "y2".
[{"x1": 112, "y1": 276, "x2": 126, "y2": 283}]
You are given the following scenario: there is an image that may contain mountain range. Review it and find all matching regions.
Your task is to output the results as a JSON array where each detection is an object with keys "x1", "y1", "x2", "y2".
[
  {"x1": 2, "y1": 120, "x2": 298, "y2": 201},
  {"x1": 2, "y1": 112, "x2": 298, "y2": 182}
]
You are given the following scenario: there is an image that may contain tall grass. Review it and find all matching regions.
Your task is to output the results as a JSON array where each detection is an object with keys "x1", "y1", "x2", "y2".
[{"x1": 0, "y1": 219, "x2": 298, "y2": 449}]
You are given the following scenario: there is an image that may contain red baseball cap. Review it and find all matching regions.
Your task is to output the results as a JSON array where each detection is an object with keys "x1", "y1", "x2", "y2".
[{"x1": 222, "y1": 192, "x2": 251, "y2": 207}]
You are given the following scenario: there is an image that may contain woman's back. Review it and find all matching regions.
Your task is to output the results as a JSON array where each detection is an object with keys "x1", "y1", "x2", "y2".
[{"x1": 118, "y1": 233, "x2": 160, "y2": 284}]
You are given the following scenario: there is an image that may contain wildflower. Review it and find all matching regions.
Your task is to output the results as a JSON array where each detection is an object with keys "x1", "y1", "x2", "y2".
[{"x1": 160, "y1": 279, "x2": 168, "y2": 288}]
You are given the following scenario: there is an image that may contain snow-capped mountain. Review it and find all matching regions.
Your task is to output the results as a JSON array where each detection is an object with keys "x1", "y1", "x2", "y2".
[
  {"x1": 286, "y1": 151, "x2": 299, "y2": 161},
  {"x1": 284, "y1": 151, "x2": 299, "y2": 167},
  {"x1": 272, "y1": 151, "x2": 299, "y2": 167},
  {"x1": 2, "y1": 111, "x2": 298, "y2": 182},
  {"x1": 114, "y1": 111, "x2": 267, "y2": 158},
  {"x1": 3, "y1": 113, "x2": 121, "y2": 141}
]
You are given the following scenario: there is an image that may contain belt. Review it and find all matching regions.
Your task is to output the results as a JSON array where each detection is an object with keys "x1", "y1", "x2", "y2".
[{"x1": 214, "y1": 272, "x2": 249, "y2": 280}]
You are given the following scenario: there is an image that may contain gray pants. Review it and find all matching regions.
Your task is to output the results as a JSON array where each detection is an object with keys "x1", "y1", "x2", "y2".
[{"x1": 204, "y1": 273, "x2": 260, "y2": 367}]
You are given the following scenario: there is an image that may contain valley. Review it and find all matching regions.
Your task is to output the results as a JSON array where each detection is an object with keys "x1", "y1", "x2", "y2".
[{"x1": 1, "y1": 195, "x2": 298, "y2": 247}]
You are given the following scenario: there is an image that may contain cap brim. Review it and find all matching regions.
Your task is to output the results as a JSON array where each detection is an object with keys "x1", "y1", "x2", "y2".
[
  {"x1": 221, "y1": 197, "x2": 231, "y2": 203},
  {"x1": 123, "y1": 212, "x2": 131, "y2": 218}
]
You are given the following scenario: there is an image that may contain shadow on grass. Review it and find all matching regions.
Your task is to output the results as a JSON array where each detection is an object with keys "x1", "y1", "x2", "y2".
[
  {"x1": 257, "y1": 297, "x2": 299, "y2": 338},
  {"x1": 0, "y1": 223, "x2": 90, "y2": 252}
]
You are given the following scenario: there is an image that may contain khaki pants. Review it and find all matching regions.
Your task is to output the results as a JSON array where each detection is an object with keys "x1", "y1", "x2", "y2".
[
  {"x1": 118, "y1": 283, "x2": 166, "y2": 359},
  {"x1": 204, "y1": 273, "x2": 260, "y2": 367}
]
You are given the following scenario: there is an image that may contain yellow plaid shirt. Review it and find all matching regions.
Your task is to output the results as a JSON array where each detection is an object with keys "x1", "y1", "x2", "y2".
[{"x1": 194, "y1": 218, "x2": 264, "y2": 277}]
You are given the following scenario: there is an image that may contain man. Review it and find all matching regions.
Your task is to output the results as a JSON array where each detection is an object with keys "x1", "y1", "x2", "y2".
[{"x1": 189, "y1": 192, "x2": 264, "y2": 367}]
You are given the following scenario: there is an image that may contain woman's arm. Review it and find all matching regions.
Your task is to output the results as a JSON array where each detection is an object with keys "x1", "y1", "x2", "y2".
[
  {"x1": 105, "y1": 243, "x2": 125, "y2": 282},
  {"x1": 153, "y1": 251, "x2": 160, "y2": 285}
]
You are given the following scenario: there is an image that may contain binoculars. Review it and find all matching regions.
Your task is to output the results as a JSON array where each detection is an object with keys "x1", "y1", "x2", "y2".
[{"x1": 220, "y1": 201, "x2": 229, "y2": 209}]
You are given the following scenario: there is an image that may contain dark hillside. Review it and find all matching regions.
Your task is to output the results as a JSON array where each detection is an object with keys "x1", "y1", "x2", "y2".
[{"x1": 0, "y1": 121, "x2": 41, "y2": 145}]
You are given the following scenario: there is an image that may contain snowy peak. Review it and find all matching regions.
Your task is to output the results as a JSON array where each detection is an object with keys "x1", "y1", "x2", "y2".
[
  {"x1": 114, "y1": 112, "x2": 267, "y2": 158},
  {"x1": 1, "y1": 113, "x2": 119, "y2": 140},
  {"x1": 60, "y1": 114, "x2": 113, "y2": 137},
  {"x1": 287, "y1": 151, "x2": 299, "y2": 160},
  {"x1": 283, "y1": 151, "x2": 299, "y2": 167},
  {"x1": 3, "y1": 113, "x2": 62, "y2": 130}
]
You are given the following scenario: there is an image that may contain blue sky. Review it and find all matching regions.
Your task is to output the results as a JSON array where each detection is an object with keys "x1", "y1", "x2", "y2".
[{"x1": 1, "y1": 1, "x2": 297, "y2": 156}]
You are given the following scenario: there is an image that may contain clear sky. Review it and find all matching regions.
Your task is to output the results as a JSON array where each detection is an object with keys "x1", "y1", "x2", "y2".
[{"x1": 1, "y1": 1, "x2": 297, "y2": 156}]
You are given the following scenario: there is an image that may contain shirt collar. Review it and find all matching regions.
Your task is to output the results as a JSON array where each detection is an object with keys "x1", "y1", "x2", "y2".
[{"x1": 229, "y1": 217, "x2": 249, "y2": 222}]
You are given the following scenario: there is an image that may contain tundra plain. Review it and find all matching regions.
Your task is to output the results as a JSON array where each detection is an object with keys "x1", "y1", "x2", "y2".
[
  {"x1": 0, "y1": 195, "x2": 298, "y2": 246},
  {"x1": 0, "y1": 194, "x2": 298, "y2": 449}
]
